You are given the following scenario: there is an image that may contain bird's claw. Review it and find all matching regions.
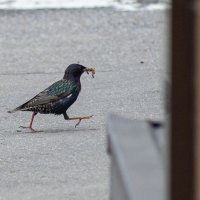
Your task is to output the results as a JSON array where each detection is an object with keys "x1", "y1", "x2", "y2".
[
  {"x1": 75, "y1": 119, "x2": 82, "y2": 128},
  {"x1": 74, "y1": 115, "x2": 93, "y2": 128},
  {"x1": 19, "y1": 125, "x2": 39, "y2": 133}
]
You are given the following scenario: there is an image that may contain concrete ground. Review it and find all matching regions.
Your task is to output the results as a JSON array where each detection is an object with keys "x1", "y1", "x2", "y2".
[{"x1": 0, "y1": 8, "x2": 168, "y2": 200}]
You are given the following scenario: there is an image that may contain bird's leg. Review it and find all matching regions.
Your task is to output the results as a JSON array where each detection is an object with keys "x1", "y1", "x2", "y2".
[
  {"x1": 20, "y1": 112, "x2": 38, "y2": 132},
  {"x1": 63, "y1": 113, "x2": 93, "y2": 128}
]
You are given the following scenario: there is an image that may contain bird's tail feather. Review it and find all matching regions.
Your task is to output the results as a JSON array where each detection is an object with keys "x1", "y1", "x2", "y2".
[
  {"x1": 8, "y1": 107, "x2": 21, "y2": 113},
  {"x1": 8, "y1": 103, "x2": 27, "y2": 113},
  {"x1": 8, "y1": 108, "x2": 19, "y2": 113}
]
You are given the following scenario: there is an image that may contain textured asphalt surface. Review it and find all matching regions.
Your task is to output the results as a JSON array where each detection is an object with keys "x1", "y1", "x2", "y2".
[{"x1": 0, "y1": 8, "x2": 167, "y2": 200}]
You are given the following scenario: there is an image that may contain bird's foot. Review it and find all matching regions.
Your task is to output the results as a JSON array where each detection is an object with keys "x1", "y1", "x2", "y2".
[
  {"x1": 75, "y1": 115, "x2": 93, "y2": 128},
  {"x1": 19, "y1": 125, "x2": 39, "y2": 133},
  {"x1": 64, "y1": 115, "x2": 93, "y2": 127}
]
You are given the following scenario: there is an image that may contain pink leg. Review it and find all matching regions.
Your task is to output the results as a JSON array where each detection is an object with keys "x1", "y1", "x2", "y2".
[
  {"x1": 20, "y1": 112, "x2": 38, "y2": 132},
  {"x1": 64, "y1": 114, "x2": 93, "y2": 128}
]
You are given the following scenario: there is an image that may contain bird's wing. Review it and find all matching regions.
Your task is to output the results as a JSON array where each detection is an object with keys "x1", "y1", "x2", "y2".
[{"x1": 16, "y1": 79, "x2": 78, "y2": 110}]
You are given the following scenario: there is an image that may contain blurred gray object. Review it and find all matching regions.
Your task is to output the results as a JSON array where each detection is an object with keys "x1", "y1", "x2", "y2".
[
  {"x1": 107, "y1": 114, "x2": 166, "y2": 200},
  {"x1": 138, "y1": 0, "x2": 159, "y2": 4},
  {"x1": 138, "y1": 0, "x2": 170, "y2": 3}
]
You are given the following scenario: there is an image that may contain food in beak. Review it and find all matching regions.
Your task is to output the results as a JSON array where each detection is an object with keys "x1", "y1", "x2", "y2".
[{"x1": 84, "y1": 67, "x2": 96, "y2": 78}]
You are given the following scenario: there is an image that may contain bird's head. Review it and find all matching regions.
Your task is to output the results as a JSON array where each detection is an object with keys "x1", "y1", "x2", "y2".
[{"x1": 63, "y1": 64, "x2": 95, "y2": 80}]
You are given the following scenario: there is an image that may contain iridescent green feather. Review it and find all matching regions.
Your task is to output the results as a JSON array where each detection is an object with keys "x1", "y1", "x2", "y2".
[
  {"x1": 13, "y1": 79, "x2": 78, "y2": 111},
  {"x1": 47, "y1": 79, "x2": 77, "y2": 96}
]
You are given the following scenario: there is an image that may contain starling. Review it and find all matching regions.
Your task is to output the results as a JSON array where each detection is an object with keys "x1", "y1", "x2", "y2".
[{"x1": 8, "y1": 64, "x2": 96, "y2": 132}]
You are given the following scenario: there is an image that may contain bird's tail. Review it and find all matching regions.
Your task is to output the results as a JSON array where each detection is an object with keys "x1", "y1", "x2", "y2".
[
  {"x1": 8, "y1": 108, "x2": 20, "y2": 113},
  {"x1": 8, "y1": 104, "x2": 26, "y2": 113},
  {"x1": 8, "y1": 98, "x2": 33, "y2": 113}
]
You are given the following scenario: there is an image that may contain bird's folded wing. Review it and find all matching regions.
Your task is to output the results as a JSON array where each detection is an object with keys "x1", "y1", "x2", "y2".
[
  {"x1": 28, "y1": 95, "x2": 61, "y2": 106},
  {"x1": 21, "y1": 79, "x2": 77, "y2": 108}
]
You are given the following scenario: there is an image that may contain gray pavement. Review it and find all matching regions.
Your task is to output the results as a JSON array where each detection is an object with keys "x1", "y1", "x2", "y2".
[{"x1": 0, "y1": 8, "x2": 168, "y2": 200}]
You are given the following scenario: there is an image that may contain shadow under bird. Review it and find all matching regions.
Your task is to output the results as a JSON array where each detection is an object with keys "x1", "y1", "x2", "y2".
[{"x1": 8, "y1": 64, "x2": 96, "y2": 132}]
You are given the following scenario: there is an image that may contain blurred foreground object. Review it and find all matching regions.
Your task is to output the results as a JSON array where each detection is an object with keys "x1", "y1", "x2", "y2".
[{"x1": 107, "y1": 114, "x2": 166, "y2": 200}]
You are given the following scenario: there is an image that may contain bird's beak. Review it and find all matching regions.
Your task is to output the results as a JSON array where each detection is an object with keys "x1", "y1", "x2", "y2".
[{"x1": 84, "y1": 67, "x2": 96, "y2": 78}]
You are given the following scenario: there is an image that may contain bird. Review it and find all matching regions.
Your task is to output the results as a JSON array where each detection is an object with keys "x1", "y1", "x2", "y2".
[{"x1": 8, "y1": 64, "x2": 96, "y2": 132}]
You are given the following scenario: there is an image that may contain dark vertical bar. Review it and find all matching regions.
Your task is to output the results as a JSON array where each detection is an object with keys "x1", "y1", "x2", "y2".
[
  {"x1": 194, "y1": 2, "x2": 200, "y2": 198},
  {"x1": 171, "y1": 0, "x2": 196, "y2": 200}
]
